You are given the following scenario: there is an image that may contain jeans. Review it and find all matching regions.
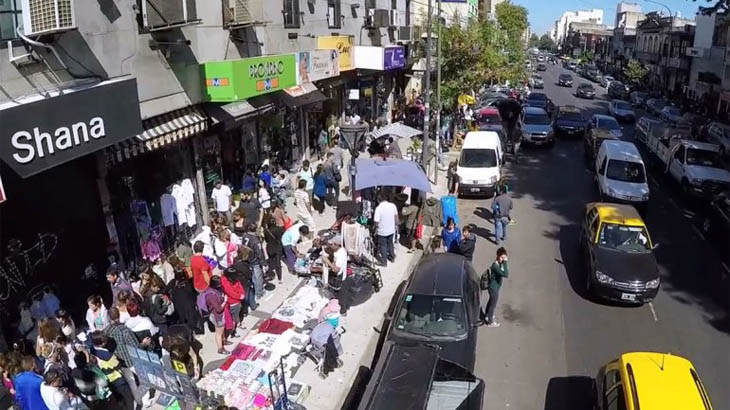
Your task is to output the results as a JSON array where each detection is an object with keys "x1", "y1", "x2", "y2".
[
  {"x1": 483, "y1": 287, "x2": 500, "y2": 324},
  {"x1": 269, "y1": 252, "x2": 283, "y2": 280},
  {"x1": 494, "y1": 217, "x2": 508, "y2": 244},
  {"x1": 284, "y1": 245, "x2": 297, "y2": 273},
  {"x1": 377, "y1": 234, "x2": 395, "y2": 263},
  {"x1": 252, "y1": 264, "x2": 264, "y2": 298},
  {"x1": 245, "y1": 283, "x2": 257, "y2": 311}
]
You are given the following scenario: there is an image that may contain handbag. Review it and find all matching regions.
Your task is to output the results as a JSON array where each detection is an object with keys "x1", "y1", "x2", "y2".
[{"x1": 479, "y1": 269, "x2": 491, "y2": 290}]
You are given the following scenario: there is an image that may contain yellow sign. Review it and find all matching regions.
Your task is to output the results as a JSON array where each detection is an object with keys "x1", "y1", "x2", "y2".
[
  {"x1": 171, "y1": 359, "x2": 188, "y2": 374},
  {"x1": 317, "y1": 36, "x2": 354, "y2": 71},
  {"x1": 457, "y1": 94, "x2": 475, "y2": 105}
]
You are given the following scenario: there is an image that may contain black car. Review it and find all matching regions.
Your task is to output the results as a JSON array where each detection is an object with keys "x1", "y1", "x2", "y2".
[
  {"x1": 576, "y1": 83, "x2": 596, "y2": 99},
  {"x1": 384, "y1": 253, "x2": 481, "y2": 371},
  {"x1": 553, "y1": 106, "x2": 588, "y2": 138},
  {"x1": 608, "y1": 81, "x2": 630, "y2": 99},
  {"x1": 558, "y1": 73, "x2": 573, "y2": 87},
  {"x1": 537, "y1": 62, "x2": 547, "y2": 71},
  {"x1": 525, "y1": 92, "x2": 555, "y2": 116}
]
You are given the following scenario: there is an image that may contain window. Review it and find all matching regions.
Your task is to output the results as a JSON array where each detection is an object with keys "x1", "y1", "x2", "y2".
[
  {"x1": 283, "y1": 0, "x2": 300, "y2": 28},
  {"x1": 674, "y1": 145, "x2": 685, "y2": 162},
  {"x1": 459, "y1": 148, "x2": 497, "y2": 168},
  {"x1": 394, "y1": 294, "x2": 468, "y2": 338},
  {"x1": 606, "y1": 160, "x2": 646, "y2": 183},
  {"x1": 326, "y1": 0, "x2": 341, "y2": 29},
  {"x1": 391, "y1": 0, "x2": 397, "y2": 9},
  {"x1": 0, "y1": 0, "x2": 22, "y2": 42},
  {"x1": 599, "y1": 157, "x2": 608, "y2": 175}
]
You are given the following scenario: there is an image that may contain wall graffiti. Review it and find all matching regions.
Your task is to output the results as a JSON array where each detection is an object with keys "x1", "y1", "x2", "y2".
[{"x1": 0, "y1": 233, "x2": 58, "y2": 301}]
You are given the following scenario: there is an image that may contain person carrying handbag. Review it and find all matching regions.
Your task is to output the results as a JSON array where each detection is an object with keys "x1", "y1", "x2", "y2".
[{"x1": 480, "y1": 247, "x2": 509, "y2": 327}]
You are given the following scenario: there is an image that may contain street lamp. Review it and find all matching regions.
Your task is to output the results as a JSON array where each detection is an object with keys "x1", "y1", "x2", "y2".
[{"x1": 338, "y1": 121, "x2": 369, "y2": 201}]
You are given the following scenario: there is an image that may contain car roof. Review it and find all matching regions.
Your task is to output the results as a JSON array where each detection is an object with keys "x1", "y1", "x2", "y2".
[
  {"x1": 478, "y1": 107, "x2": 500, "y2": 116},
  {"x1": 588, "y1": 202, "x2": 645, "y2": 226},
  {"x1": 527, "y1": 92, "x2": 547, "y2": 99},
  {"x1": 462, "y1": 131, "x2": 501, "y2": 149},
  {"x1": 593, "y1": 114, "x2": 616, "y2": 121},
  {"x1": 524, "y1": 106, "x2": 548, "y2": 115},
  {"x1": 578, "y1": 83, "x2": 593, "y2": 87},
  {"x1": 559, "y1": 73, "x2": 572, "y2": 77},
  {"x1": 683, "y1": 140, "x2": 722, "y2": 152},
  {"x1": 602, "y1": 141, "x2": 643, "y2": 162},
  {"x1": 619, "y1": 352, "x2": 712, "y2": 410},
  {"x1": 407, "y1": 253, "x2": 467, "y2": 296},
  {"x1": 558, "y1": 105, "x2": 581, "y2": 114}
]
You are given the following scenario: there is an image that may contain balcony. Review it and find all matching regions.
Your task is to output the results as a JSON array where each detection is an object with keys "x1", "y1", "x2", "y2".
[
  {"x1": 224, "y1": 0, "x2": 265, "y2": 28},
  {"x1": 662, "y1": 56, "x2": 690, "y2": 70},
  {"x1": 636, "y1": 51, "x2": 660, "y2": 63}
]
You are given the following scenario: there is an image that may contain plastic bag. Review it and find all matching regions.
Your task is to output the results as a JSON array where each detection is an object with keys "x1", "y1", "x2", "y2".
[{"x1": 440, "y1": 195, "x2": 459, "y2": 226}]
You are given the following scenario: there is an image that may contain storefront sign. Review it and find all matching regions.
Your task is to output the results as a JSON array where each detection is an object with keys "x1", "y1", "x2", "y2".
[
  {"x1": 383, "y1": 46, "x2": 406, "y2": 70},
  {"x1": 202, "y1": 54, "x2": 297, "y2": 102},
  {"x1": 354, "y1": 46, "x2": 385, "y2": 71},
  {"x1": 317, "y1": 36, "x2": 355, "y2": 71},
  {"x1": 0, "y1": 79, "x2": 142, "y2": 178},
  {"x1": 297, "y1": 50, "x2": 339, "y2": 84},
  {"x1": 348, "y1": 89, "x2": 360, "y2": 100}
]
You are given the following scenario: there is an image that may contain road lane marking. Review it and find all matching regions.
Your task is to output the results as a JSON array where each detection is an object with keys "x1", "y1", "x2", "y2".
[
  {"x1": 691, "y1": 224, "x2": 706, "y2": 241},
  {"x1": 648, "y1": 302, "x2": 658, "y2": 322}
]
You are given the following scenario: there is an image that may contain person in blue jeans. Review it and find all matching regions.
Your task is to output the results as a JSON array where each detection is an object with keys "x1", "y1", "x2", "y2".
[{"x1": 491, "y1": 185, "x2": 513, "y2": 245}]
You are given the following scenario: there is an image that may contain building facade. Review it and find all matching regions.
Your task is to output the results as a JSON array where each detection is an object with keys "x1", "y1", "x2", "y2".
[
  {"x1": 413, "y1": 0, "x2": 478, "y2": 27},
  {"x1": 687, "y1": 12, "x2": 728, "y2": 116},
  {"x1": 564, "y1": 22, "x2": 612, "y2": 58},
  {"x1": 609, "y1": 3, "x2": 644, "y2": 71},
  {"x1": 553, "y1": 8, "x2": 603, "y2": 45}
]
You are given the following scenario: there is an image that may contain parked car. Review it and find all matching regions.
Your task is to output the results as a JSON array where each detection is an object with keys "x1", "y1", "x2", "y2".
[
  {"x1": 635, "y1": 116, "x2": 663, "y2": 145},
  {"x1": 384, "y1": 253, "x2": 481, "y2": 371},
  {"x1": 520, "y1": 107, "x2": 554, "y2": 147},
  {"x1": 580, "y1": 203, "x2": 660, "y2": 303},
  {"x1": 607, "y1": 81, "x2": 630, "y2": 99},
  {"x1": 629, "y1": 91, "x2": 648, "y2": 107},
  {"x1": 599, "y1": 75, "x2": 614, "y2": 88},
  {"x1": 660, "y1": 105, "x2": 684, "y2": 125},
  {"x1": 529, "y1": 74, "x2": 544, "y2": 89},
  {"x1": 591, "y1": 114, "x2": 623, "y2": 139},
  {"x1": 608, "y1": 100, "x2": 636, "y2": 123},
  {"x1": 645, "y1": 98, "x2": 667, "y2": 116},
  {"x1": 595, "y1": 141, "x2": 650, "y2": 211},
  {"x1": 525, "y1": 92, "x2": 555, "y2": 116},
  {"x1": 707, "y1": 121, "x2": 730, "y2": 156},
  {"x1": 475, "y1": 107, "x2": 504, "y2": 135},
  {"x1": 524, "y1": 59, "x2": 532, "y2": 70},
  {"x1": 575, "y1": 83, "x2": 595, "y2": 99},
  {"x1": 568, "y1": 61, "x2": 577, "y2": 71},
  {"x1": 553, "y1": 105, "x2": 588, "y2": 138},
  {"x1": 558, "y1": 73, "x2": 573, "y2": 87},
  {"x1": 536, "y1": 62, "x2": 547, "y2": 71},
  {"x1": 457, "y1": 131, "x2": 504, "y2": 197}
]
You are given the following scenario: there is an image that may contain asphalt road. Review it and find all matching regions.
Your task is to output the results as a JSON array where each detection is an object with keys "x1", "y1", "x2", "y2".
[{"x1": 462, "y1": 63, "x2": 730, "y2": 410}]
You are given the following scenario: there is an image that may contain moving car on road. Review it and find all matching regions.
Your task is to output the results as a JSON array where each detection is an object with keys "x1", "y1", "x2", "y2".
[
  {"x1": 599, "y1": 75, "x2": 615, "y2": 88},
  {"x1": 525, "y1": 92, "x2": 555, "y2": 114},
  {"x1": 635, "y1": 116, "x2": 663, "y2": 145},
  {"x1": 607, "y1": 81, "x2": 630, "y2": 100},
  {"x1": 608, "y1": 100, "x2": 636, "y2": 123},
  {"x1": 594, "y1": 352, "x2": 713, "y2": 410},
  {"x1": 630, "y1": 91, "x2": 648, "y2": 108},
  {"x1": 580, "y1": 203, "x2": 660, "y2": 303},
  {"x1": 558, "y1": 73, "x2": 574, "y2": 87},
  {"x1": 590, "y1": 114, "x2": 624, "y2": 139},
  {"x1": 457, "y1": 131, "x2": 503, "y2": 197},
  {"x1": 577, "y1": 83, "x2": 596, "y2": 99},
  {"x1": 384, "y1": 253, "x2": 481, "y2": 371},
  {"x1": 553, "y1": 105, "x2": 588, "y2": 138},
  {"x1": 595, "y1": 141, "x2": 650, "y2": 211},
  {"x1": 706, "y1": 122, "x2": 730, "y2": 156},
  {"x1": 645, "y1": 98, "x2": 667, "y2": 116},
  {"x1": 529, "y1": 74, "x2": 545, "y2": 89},
  {"x1": 660, "y1": 105, "x2": 684, "y2": 125},
  {"x1": 567, "y1": 60, "x2": 577, "y2": 71},
  {"x1": 537, "y1": 62, "x2": 547, "y2": 71},
  {"x1": 520, "y1": 107, "x2": 555, "y2": 147}
]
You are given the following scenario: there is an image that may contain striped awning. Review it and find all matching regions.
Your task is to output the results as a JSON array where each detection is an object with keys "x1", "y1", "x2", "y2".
[
  {"x1": 107, "y1": 106, "x2": 207, "y2": 163},
  {"x1": 369, "y1": 122, "x2": 422, "y2": 140}
]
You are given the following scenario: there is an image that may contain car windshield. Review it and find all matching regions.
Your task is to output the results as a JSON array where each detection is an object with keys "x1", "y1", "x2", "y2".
[
  {"x1": 528, "y1": 93, "x2": 547, "y2": 101},
  {"x1": 525, "y1": 113, "x2": 551, "y2": 125},
  {"x1": 559, "y1": 112, "x2": 583, "y2": 121},
  {"x1": 598, "y1": 223, "x2": 651, "y2": 253},
  {"x1": 606, "y1": 160, "x2": 646, "y2": 183},
  {"x1": 597, "y1": 118, "x2": 620, "y2": 130},
  {"x1": 560, "y1": 75, "x2": 572, "y2": 80},
  {"x1": 615, "y1": 102, "x2": 632, "y2": 110},
  {"x1": 686, "y1": 148, "x2": 722, "y2": 167},
  {"x1": 579, "y1": 85, "x2": 593, "y2": 90},
  {"x1": 395, "y1": 294, "x2": 467, "y2": 337},
  {"x1": 532, "y1": 75, "x2": 542, "y2": 80},
  {"x1": 460, "y1": 148, "x2": 497, "y2": 168},
  {"x1": 477, "y1": 113, "x2": 501, "y2": 125}
]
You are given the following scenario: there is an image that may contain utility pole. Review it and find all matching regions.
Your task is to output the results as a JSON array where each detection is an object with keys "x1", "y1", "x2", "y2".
[
  {"x1": 434, "y1": 0, "x2": 441, "y2": 181},
  {"x1": 421, "y1": 0, "x2": 432, "y2": 170}
]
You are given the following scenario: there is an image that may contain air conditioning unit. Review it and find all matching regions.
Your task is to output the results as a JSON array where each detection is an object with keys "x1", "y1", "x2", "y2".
[
  {"x1": 21, "y1": 0, "x2": 75, "y2": 36},
  {"x1": 227, "y1": 0, "x2": 264, "y2": 27},
  {"x1": 364, "y1": 0, "x2": 376, "y2": 9},
  {"x1": 686, "y1": 47, "x2": 704, "y2": 58},
  {"x1": 397, "y1": 26, "x2": 411, "y2": 42},
  {"x1": 141, "y1": 0, "x2": 200, "y2": 31},
  {"x1": 373, "y1": 9, "x2": 390, "y2": 28}
]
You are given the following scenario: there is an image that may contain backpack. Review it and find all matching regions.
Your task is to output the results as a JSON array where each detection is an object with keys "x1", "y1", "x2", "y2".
[{"x1": 480, "y1": 267, "x2": 492, "y2": 290}]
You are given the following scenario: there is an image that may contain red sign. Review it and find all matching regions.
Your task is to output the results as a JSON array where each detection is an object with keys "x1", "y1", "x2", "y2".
[{"x1": 0, "y1": 172, "x2": 6, "y2": 203}]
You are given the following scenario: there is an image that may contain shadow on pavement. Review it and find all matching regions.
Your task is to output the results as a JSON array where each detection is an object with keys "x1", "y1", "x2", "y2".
[
  {"x1": 544, "y1": 376, "x2": 594, "y2": 410},
  {"x1": 340, "y1": 366, "x2": 373, "y2": 410}
]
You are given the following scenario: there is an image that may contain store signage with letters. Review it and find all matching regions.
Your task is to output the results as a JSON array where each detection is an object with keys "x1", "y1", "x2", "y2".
[
  {"x1": 0, "y1": 79, "x2": 142, "y2": 178},
  {"x1": 354, "y1": 46, "x2": 384, "y2": 71},
  {"x1": 296, "y1": 49, "x2": 339, "y2": 84},
  {"x1": 317, "y1": 36, "x2": 355, "y2": 71},
  {"x1": 202, "y1": 54, "x2": 297, "y2": 102},
  {"x1": 383, "y1": 46, "x2": 406, "y2": 70}
]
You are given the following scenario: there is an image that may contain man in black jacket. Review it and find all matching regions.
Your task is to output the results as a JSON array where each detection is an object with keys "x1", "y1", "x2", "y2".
[{"x1": 456, "y1": 225, "x2": 476, "y2": 262}]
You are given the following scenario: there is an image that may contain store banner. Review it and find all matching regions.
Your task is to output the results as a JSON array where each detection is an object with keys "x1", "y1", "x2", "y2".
[
  {"x1": 383, "y1": 46, "x2": 406, "y2": 70},
  {"x1": 297, "y1": 50, "x2": 339, "y2": 84},
  {"x1": 317, "y1": 35, "x2": 355, "y2": 71},
  {"x1": 202, "y1": 54, "x2": 297, "y2": 102},
  {"x1": 354, "y1": 46, "x2": 384, "y2": 71},
  {"x1": 0, "y1": 79, "x2": 142, "y2": 178}
]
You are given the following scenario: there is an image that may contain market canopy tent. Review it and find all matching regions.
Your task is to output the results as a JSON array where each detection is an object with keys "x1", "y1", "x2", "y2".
[
  {"x1": 354, "y1": 157, "x2": 431, "y2": 192},
  {"x1": 369, "y1": 122, "x2": 422, "y2": 140}
]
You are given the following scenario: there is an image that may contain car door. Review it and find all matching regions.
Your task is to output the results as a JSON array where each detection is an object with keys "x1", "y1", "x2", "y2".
[
  {"x1": 669, "y1": 145, "x2": 686, "y2": 180},
  {"x1": 596, "y1": 154, "x2": 608, "y2": 194}
]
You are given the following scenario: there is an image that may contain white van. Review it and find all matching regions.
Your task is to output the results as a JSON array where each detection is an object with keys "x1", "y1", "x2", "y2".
[
  {"x1": 457, "y1": 131, "x2": 503, "y2": 197},
  {"x1": 595, "y1": 140, "x2": 650, "y2": 211}
]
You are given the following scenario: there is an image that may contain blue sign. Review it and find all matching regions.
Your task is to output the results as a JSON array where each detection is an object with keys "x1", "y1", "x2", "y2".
[{"x1": 383, "y1": 46, "x2": 406, "y2": 71}]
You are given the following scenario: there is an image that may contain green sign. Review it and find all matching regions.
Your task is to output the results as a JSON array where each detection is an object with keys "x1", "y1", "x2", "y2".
[{"x1": 202, "y1": 54, "x2": 297, "y2": 102}]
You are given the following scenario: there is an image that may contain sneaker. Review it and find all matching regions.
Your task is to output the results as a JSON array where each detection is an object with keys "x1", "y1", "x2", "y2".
[
  {"x1": 486, "y1": 321, "x2": 501, "y2": 328},
  {"x1": 142, "y1": 392, "x2": 155, "y2": 408}
]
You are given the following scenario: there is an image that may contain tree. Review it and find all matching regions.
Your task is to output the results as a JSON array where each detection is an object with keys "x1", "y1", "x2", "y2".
[
  {"x1": 528, "y1": 33, "x2": 540, "y2": 48},
  {"x1": 692, "y1": 0, "x2": 730, "y2": 15},
  {"x1": 623, "y1": 59, "x2": 649, "y2": 85},
  {"x1": 538, "y1": 34, "x2": 556, "y2": 51}
]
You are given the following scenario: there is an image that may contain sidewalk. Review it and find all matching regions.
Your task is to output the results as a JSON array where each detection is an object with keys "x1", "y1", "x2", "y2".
[{"x1": 156, "y1": 139, "x2": 448, "y2": 409}]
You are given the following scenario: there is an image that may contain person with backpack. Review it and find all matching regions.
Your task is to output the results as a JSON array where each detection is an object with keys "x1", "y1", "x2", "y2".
[
  {"x1": 491, "y1": 184, "x2": 513, "y2": 245},
  {"x1": 480, "y1": 247, "x2": 509, "y2": 328}
]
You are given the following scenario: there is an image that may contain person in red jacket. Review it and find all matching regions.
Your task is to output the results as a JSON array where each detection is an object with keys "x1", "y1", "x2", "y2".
[{"x1": 221, "y1": 268, "x2": 245, "y2": 338}]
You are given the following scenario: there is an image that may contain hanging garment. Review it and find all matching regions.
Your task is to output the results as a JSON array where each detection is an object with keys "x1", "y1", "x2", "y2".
[
  {"x1": 181, "y1": 179, "x2": 197, "y2": 227},
  {"x1": 422, "y1": 197, "x2": 442, "y2": 227},
  {"x1": 160, "y1": 193, "x2": 177, "y2": 227},
  {"x1": 171, "y1": 184, "x2": 188, "y2": 226}
]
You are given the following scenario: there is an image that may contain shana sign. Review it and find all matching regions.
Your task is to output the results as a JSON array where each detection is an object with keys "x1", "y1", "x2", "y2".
[{"x1": 0, "y1": 79, "x2": 142, "y2": 178}]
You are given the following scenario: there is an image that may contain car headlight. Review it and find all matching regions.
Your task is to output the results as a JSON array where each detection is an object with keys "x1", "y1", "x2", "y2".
[
  {"x1": 689, "y1": 178, "x2": 703, "y2": 186},
  {"x1": 489, "y1": 175, "x2": 498, "y2": 183},
  {"x1": 641, "y1": 191, "x2": 650, "y2": 200},
  {"x1": 645, "y1": 278, "x2": 660, "y2": 289},
  {"x1": 595, "y1": 270, "x2": 614, "y2": 284}
]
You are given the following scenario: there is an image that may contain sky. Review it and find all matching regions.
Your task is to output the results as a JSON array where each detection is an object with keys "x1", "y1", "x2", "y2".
[{"x1": 511, "y1": 0, "x2": 706, "y2": 36}]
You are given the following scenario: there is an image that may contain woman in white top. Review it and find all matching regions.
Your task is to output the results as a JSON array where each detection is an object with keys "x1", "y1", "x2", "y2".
[
  {"x1": 85, "y1": 295, "x2": 108, "y2": 332},
  {"x1": 124, "y1": 301, "x2": 159, "y2": 337},
  {"x1": 41, "y1": 368, "x2": 89, "y2": 410},
  {"x1": 55, "y1": 309, "x2": 76, "y2": 340},
  {"x1": 258, "y1": 179, "x2": 271, "y2": 210}
]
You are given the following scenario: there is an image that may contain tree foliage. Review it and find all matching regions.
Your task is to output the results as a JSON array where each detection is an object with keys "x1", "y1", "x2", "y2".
[
  {"x1": 692, "y1": 0, "x2": 730, "y2": 15},
  {"x1": 538, "y1": 34, "x2": 556, "y2": 51},
  {"x1": 623, "y1": 59, "x2": 649, "y2": 85},
  {"x1": 528, "y1": 33, "x2": 540, "y2": 48}
]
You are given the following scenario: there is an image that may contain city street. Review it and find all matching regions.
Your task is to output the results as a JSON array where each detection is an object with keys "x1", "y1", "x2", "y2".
[{"x1": 461, "y1": 64, "x2": 730, "y2": 410}]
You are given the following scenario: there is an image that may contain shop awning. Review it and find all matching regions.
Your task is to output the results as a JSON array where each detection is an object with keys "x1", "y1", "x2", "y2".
[
  {"x1": 107, "y1": 106, "x2": 207, "y2": 163},
  {"x1": 204, "y1": 96, "x2": 275, "y2": 131},
  {"x1": 369, "y1": 122, "x2": 422, "y2": 140},
  {"x1": 277, "y1": 83, "x2": 329, "y2": 108},
  {"x1": 355, "y1": 157, "x2": 431, "y2": 192}
]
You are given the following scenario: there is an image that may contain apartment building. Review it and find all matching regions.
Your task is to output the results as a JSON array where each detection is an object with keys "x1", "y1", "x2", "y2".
[{"x1": 553, "y1": 8, "x2": 603, "y2": 45}]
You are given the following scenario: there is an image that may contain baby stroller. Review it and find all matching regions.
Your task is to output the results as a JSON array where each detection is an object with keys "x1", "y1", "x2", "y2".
[{"x1": 305, "y1": 321, "x2": 345, "y2": 379}]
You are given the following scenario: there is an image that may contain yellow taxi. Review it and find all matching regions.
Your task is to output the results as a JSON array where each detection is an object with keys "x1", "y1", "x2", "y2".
[{"x1": 595, "y1": 352, "x2": 713, "y2": 410}]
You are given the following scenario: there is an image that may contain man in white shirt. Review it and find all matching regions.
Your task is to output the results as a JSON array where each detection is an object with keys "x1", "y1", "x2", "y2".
[
  {"x1": 373, "y1": 192, "x2": 399, "y2": 266},
  {"x1": 294, "y1": 179, "x2": 316, "y2": 231},
  {"x1": 211, "y1": 181, "x2": 233, "y2": 224},
  {"x1": 322, "y1": 236, "x2": 347, "y2": 287}
]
